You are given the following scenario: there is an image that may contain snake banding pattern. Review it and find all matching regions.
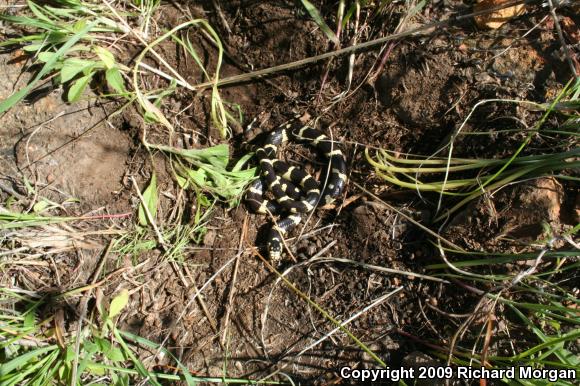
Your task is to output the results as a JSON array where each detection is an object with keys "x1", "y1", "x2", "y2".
[{"x1": 245, "y1": 119, "x2": 347, "y2": 261}]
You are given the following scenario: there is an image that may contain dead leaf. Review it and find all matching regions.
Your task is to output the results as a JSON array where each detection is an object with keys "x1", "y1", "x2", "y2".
[{"x1": 474, "y1": 0, "x2": 526, "y2": 29}]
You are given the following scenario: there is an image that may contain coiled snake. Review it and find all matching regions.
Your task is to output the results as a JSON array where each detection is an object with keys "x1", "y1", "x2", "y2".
[{"x1": 244, "y1": 116, "x2": 347, "y2": 261}]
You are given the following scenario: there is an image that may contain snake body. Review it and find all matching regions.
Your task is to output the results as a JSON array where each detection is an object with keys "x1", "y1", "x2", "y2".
[{"x1": 245, "y1": 118, "x2": 347, "y2": 260}]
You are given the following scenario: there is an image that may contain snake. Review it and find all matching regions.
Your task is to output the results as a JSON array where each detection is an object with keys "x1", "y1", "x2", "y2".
[{"x1": 244, "y1": 116, "x2": 347, "y2": 261}]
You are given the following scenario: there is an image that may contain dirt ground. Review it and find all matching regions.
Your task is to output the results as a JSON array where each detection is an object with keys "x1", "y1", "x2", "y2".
[{"x1": 1, "y1": 1, "x2": 578, "y2": 385}]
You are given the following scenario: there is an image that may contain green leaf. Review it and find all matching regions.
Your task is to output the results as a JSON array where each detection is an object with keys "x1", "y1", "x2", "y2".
[
  {"x1": 23, "y1": 43, "x2": 46, "y2": 52},
  {"x1": 72, "y1": 19, "x2": 87, "y2": 33},
  {"x1": 95, "y1": 337, "x2": 110, "y2": 352},
  {"x1": 104, "y1": 346, "x2": 125, "y2": 362},
  {"x1": 32, "y1": 200, "x2": 49, "y2": 213},
  {"x1": 94, "y1": 46, "x2": 115, "y2": 69},
  {"x1": 45, "y1": 31, "x2": 69, "y2": 44},
  {"x1": 84, "y1": 340, "x2": 98, "y2": 354},
  {"x1": 105, "y1": 67, "x2": 126, "y2": 93},
  {"x1": 197, "y1": 193, "x2": 211, "y2": 208},
  {"x1": 149, "y1": 143, "x2": 230, "y2": 164},
  {"x1": 114, "y1": 374, "x2": 129, "y2": 386},
  {"x1": 37, "y1": 51, "x2": 58, "y2": 63},
  {"x1": 64, "y1": 346, "x2": 75, "y2": 363},
  {"x1": 138, "y1": 173, "x2": 158, "y2": 226},
  {"x1": 175, "y1": 173, "x2": 189, "y2": 189},
  {"x1": 231, "y1": 152, "x2": 254, "y2": 172},
  {"x1": 24, "y1": 311, "x2": 36, "y2": 329},
  {"x1": 184, "y1": 167, "x2": 207, "y2": 186},
  {"x1": 109, "y1": 289, "x2": 129, "y2": 319},
  {"x1": 67, "y1": 73, "x2": 93, "y2": 102},
  {"x1": 113, "y1": 330, "x2": 162, "y2": 386},
  {"x1": 300, "y1": 0, "x2": 339, "y2": 45},
  {"x1": 0, "y1": 20, "x2": 96, "y2": 114},
  {"x1": 60, "y1": 58, "x2": 96, "y2": 83},
  {"x1": 89, "y1": 366, "x2": 106, "y2": 376},
  {"x1": 27, "y1": 0, "x2": 54, "y2": 25}
]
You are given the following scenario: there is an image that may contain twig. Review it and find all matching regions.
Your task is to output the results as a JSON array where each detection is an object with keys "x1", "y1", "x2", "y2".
[
  {"x1": 311, "y1": 255, "x2": 449, "y2": 283},
  {"x1": 547, "y1": 0, "x2": 578, "y2": 77},
  {"x1": 151, "y1": 251, "x2": 241, "y2": 364},
  {"x1": 70, "y1": 239, "x2": 114, "y2": 386},
  {"x1": 220, "y1": 214, "x2": 248, "y2": 345},
  {"x1": 257, "y1": 247, "x2": 386, "y2": 367},
  {"x1": 188, "y1": 0, "x2": 532, "y2": 90},
  {"x1": 182, "y1": 265, "x2": 220, "y2": 336},
  {"x1": 261, "y1": 287, "x2": 403, "y2": 382},
  {"x1": 352, "y1": 180, "x2": 465, "y2": 252},
  {"x1": 212, "y1": 0, "x2": 232, "y2": 35}
]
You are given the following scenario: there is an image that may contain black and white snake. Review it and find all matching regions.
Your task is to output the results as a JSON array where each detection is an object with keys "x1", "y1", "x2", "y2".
[{"x1": 244, "y1": 116, "x2": 347, "y2": 261}]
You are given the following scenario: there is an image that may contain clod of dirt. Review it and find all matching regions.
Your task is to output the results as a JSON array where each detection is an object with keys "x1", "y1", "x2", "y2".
[
  {"x1": 474, "y1": 0, "x2": 526, "y2": 29},
  {"x1": 518, "y1": 177, "x2": 563, "y2": 222},
  {"x1": 349, "y1": 203, "x2": 406, "y2": 259},
  {"x1": 444, "y1": 177, "x2": 564, "y2": 250},
  {"x1": 490, "y1": 42, "x2": 545, "y2": 84},
  {"x1": 1, "y1": 51, "x2": 131, "y2": 206},
  {"x1": 561, "y1": 16, "x2": 580, "y2": 45},
  {"x1": 377, "y1": 53, "x2": 456, "y2": 126}
]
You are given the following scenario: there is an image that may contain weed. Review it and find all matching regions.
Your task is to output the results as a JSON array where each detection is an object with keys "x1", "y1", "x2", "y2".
[
  {"x1": 366, "y1": 83, "x2": 580, "y2": 222},
  {"x1": 0, "y1": 288, "x2": 277, "y2": 384}
]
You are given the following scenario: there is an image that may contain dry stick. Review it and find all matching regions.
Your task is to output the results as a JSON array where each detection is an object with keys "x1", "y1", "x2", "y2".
[
  {"x1": 198, "y1": 30, "x2": 293, "y2": 100},
  {"x1": 212, "y1": 0, "x2": 232, "y2": 35},
  {"x1": 489, "y1": 15, "x2": 549, "y2": 61},
  {"x1": 446, "y1": 295, "x2": 499, "y2": 371},
  {"x1": 188, "y1": 0, "x2": 533, "y2": 91},
  {"x1": 255, "y1": 248, "x2": 386, "y2": 367},
  {"x1": 260, "y1": 287, "x2": 403, "y2": 383},
  {"x1": 70, "y1": 239, "x2": 114, "y2": 386},
  {"x1": 23, "y1": 111, "x2": 65, "y2": 168},
  {"x1": 351, "y1": 181, "x2": 465, "y2": 252},
  {"x1": 20, "y1": 113, "x2": 110, "y2": 170},
  {"x1": 183, "y1": 271, "x2": 220, "y2": 336},
  {"x1": 480, "y1": 314, "x2": 495, "y2": 368},
  {"x1": 131, "y1": 177, "x2": 219, "y2": 341},
  {"x1": 368, "y1": 0, "x2": 414, "y2": 84},
  {"x1": 309, "y1": 240, "x2": 337, "y2": 259},
  {"x1": 220, "y1": 214, "x2": 248, "y2": 345},
  {"x1": 316, "y1": 0, "x2": 345, "y2": 101},
  {"x1": 150, "y1": 252, "x2": 241, "y2": 364},
  {"x1": 547, "y1": 0, "x2": 578, "y2": 78},
  {"x1": 311, "y1": 256, "x2": 449, "y2": 284},
  {"x1": 343, "y1": 0, "x2": 360, "y2": 92}
]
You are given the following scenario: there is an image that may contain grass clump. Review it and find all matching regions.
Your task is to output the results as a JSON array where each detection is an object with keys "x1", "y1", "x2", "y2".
[
  {"x1": 0, "y1": 0, "x2": 237, "y2": 139},
  {"x1": 0, "y1": 289, "x2": 277, "y2": 385},
  {"x1": 424, "y1": 228, "x2": 579, "y2": 385},
  {"x1": 366, "y1": 81, "x2": 579, "y2": 222},
  {"x1": 0, "y1": 0, "x2": 130, "y2": 111},
  {"x1": 365, "y1": 78, "x2": 580, "y2": 382},
  {"x1": 1, "y1": 0, "x2": 257, "y2": 257}
]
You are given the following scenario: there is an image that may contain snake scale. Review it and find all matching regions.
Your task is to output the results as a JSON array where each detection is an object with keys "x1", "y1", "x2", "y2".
[{"x1": 244, "y1": 116, "x2": 347, "y2": 261}]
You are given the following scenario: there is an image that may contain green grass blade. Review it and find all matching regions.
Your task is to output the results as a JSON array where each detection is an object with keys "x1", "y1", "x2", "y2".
[
  {"x1": 0, "y1": 345, "x2": 58, "y2": 376},
  {"x1": 300, "y1": 0, "x2": 339, "y2": 45},
  {"x1": 0, "y1": 20, "x2": 98, "y2": 115}
]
